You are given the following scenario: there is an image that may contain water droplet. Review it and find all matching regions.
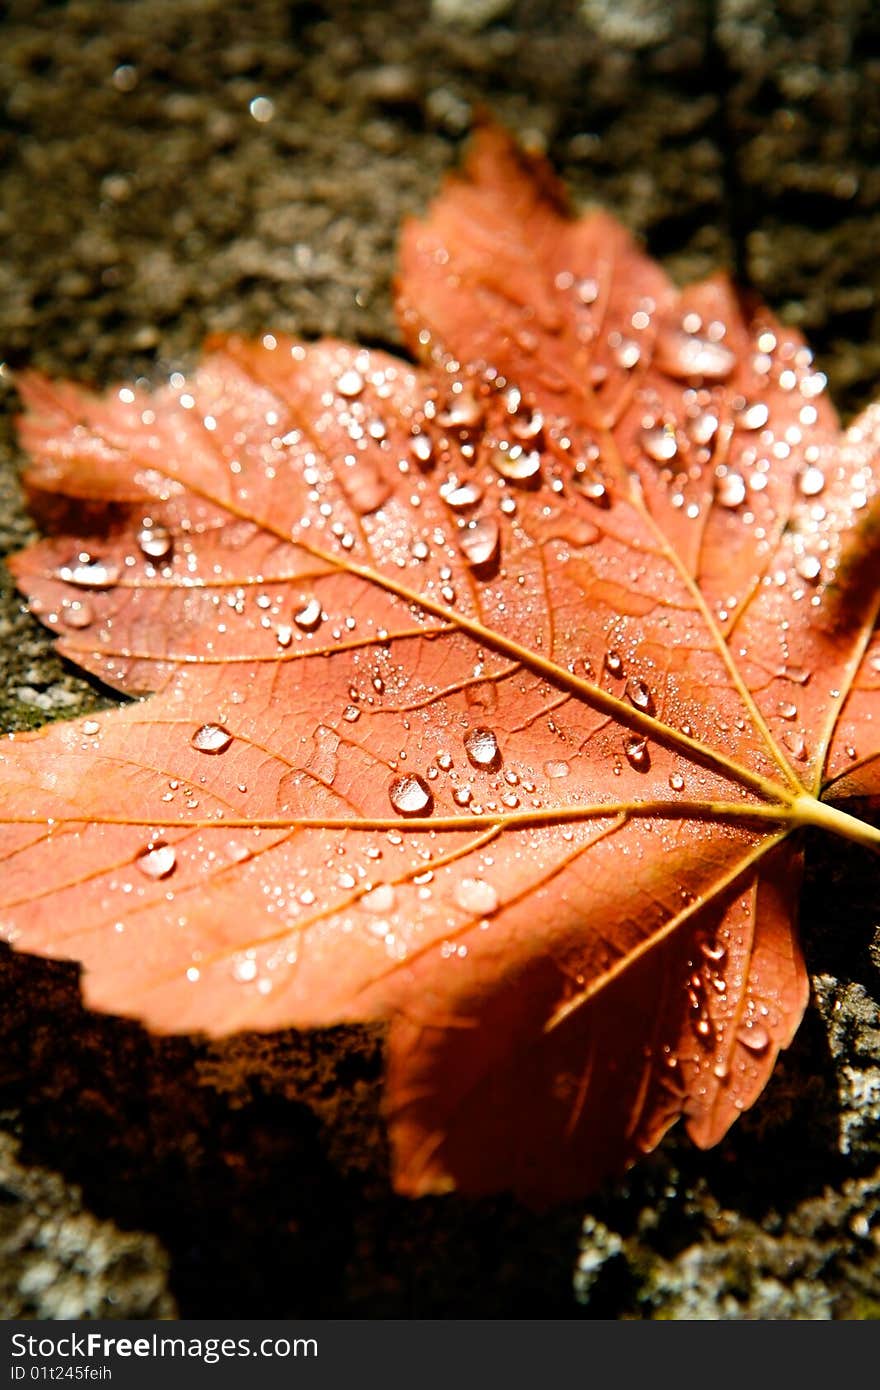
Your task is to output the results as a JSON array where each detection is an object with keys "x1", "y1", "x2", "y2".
[
  {"x1": 388, "y1": 774, "x2": 434, "y2": 816},
  {"x1": 777, "y1": 700, "x2": 798, "y2": 720},
  {"x1": 716, "y1": 471, "x2": 747, "y2": 508},
  {"x1": 234, "y1": 957, "x2": 258, "y2": 982},
  {"x1": 136, "y1": 840, "x2": 176, "y2": 879},
  {"x1": 137, "y1": 524, "x2": 173, "y2": 560},
  {"x1": 604, "y1": 649, "x2": 623, "y2": 677},
  {"x1": 490, "y1": 444, "x2": 542, "y2": 484},
  {"x1": 342, "y1": 704, "x2": 360, "y2": 723},
  {"x1": 455, "y1": 877, "x2": 499, "y2": 916},
  {"x1": 611, "y1": 335, "x2": 641, "y2": 369},
  {"x1": 656, "y1": 327, "x2": 735, "y2": 381},
  {"x1": 464, "y1": 726, "x2": 501, "y2": 770},
  {"x1": 62, "y1": 599, "x2": 94, "y2": 629},
  {"x1": 452, "y1": 785, "x2": 472, "y2": 806},
  {"x1": 669, "y1": 772, "x2": 684, "y2": 791},
  {"x1": 736, "y1": 401, "x2": 770, "y2": 431},
  {"x1": 337, "y1": 368, "x2": 365, "y2": 398},
  {"x1": 799, "y1": 466, "x2": 825, "y2": 497},
  {"x1": 441, "y1": 478, "x2": 483, "y2": 510},
  {"x1": 361, "y1": 883, "x2": 396, "y2": 913},
  {"x1": 640, "y1": 423, "x2": 678, "y2": 464},
  {"x1": 191, "y1": 722, "x2": 233, "y2": 753},
  {"x1": 624, "y1": 735, "x2": 650, "y2": 770},
  {"x1": 82, "y1": 719, "x2": 100, "y2": 736},
  {"x1": 276, "y1": 625, "x2": 293, "y2": 648},
  {"x1": 346, "y1": 461, "x2": 391, "y2": 515},
  {"x1": 782, "y1": 730, "x2": 807, "y2": 760},
  {"x1": 57, "y1": 557, "x2": 120, "y2": 589},
  {"x1": 437, "y1": 391, "x2": 482, "y2": 430},
  {"x1": 625, "y1": 676, "x2": 655, "y2": 714},
  {"x1": 795, "y1": 554, "x2": 822, "y2": 583},
  {"x1": 294, "y1": 596, "x2": 322, "y2": 631},
  {"x1": 544, "y1": 759, "x2": 570, "y2": 779},
  {"x1": 737, "y1": 1022, "x2": 770, "y2": 1053},
  {"x1": 411, "y1": 433, "x2": 433, "y2": 466},
  {"x1": 690, "y1": 411, "x2": 718, "y2": 446},
  {"x1": 459, "y1": 517, "x2": 500, "y2": 569}
]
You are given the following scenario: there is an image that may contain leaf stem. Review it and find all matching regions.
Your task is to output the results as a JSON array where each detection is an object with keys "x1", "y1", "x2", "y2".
[{"x1": 789, "y1": 793, "x2": 880, "y2": 851}]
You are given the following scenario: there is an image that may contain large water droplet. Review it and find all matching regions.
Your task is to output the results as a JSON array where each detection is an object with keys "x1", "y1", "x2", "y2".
[
  {"x1": 136, "y1": 840, "x2": 176, "y2": 879},
  {"x1": 137, "y1": 524, "x2": 173, "y2": 560},
  {"x1": 716, "y1": 471, "x2": 747, "y2": 508},
  {"x1": 640, "y1": 423, "x2": 678, "y2": 464},
  {"x1": 736, "y1": 1022, "x2": 770, "y2": 1053},
  {"x1": 490, "y1": 445, "x2": 541, "y2": 484},
  {"x1": 799, "y1": 466, "x2": 825, "y2": 497},
  {"x1": 625, "y1": 676, "x2": 655, "y2": 714},
  {"x1": 57, "y1": 557, "x2": 120, "y2": 589},
  {"x1": 361, "y1": 882, "x2": 396, "y2": 913},
  {"x1": 624, "y1": 735, "x2": 650, "y2": 770},
  {"x1": 441, "y1": 478, "x2": 483, "y2": 510},
  {"x1": 544, "y1": 759, "x2": 570, "y2": 779},
  {"x1": 337, "y1": 368, "x2": 365, "y2": 398},
  {"x1": 455, "y1": 877, "x2": 499, "y2": 916},
  {"x1": 388, "y1": 774, "x2": 434, "y2": 816},
  {"x1": 459, "y1": 517, "x2": 500, "y2": 569},
  {"x1": 191, "y1": 723, "x2": 232, "y2": 754},
  {"x1": 294, "y1": 596, "x2": 323, "y2": 631},
  {"x1": 437, "y1": 392, "x2": 482, "y2": 430},
  {"x1": 656, "y1": 327, "x2": 735, "y2": 381},
  {"x1": 464, "y1": 726, "x2": 501, "y2": 770},
  {"x1": 736, "y1": 401, "x2": 770, "y2": 431},
  {"x1": 795, "y1": 554, "x2": 822, "y2": 583}
]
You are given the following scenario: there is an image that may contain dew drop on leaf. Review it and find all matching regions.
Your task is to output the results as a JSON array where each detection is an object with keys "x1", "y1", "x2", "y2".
[
  {"x1": 62, "y1": 599, "x2": 94, "y2": 629},
  {"x1": 490, "y1": 445, "x2": 541, "y2": 483},
  {"x1": 799, "y1": 466, "x2": 826, "y2": 497},
  {"x1": 464, "y1": 726, "x2": 501, "y2": 770},
  {"x1": 604, "y1": 649, "x2": 624, "y2": 677},
  {"x1": 441, "y1": 478, "x2": 483, "y2": 510},
  {"x1": 136, "y1": 840, "x2": 176, "y2": 879},
  {"x1": 455, "y1": 877, "x2": 499, "y2": 916},
  {"x1": 191, "y1": 723, "x2": 233, "y2": 754},
  {"x1": 624, "y1": 735, "x2": 650, "y2": 770},
  {"x1": 656, "y1": 326, "x2": 735, "y2": 381},
  {"x1": 57, "y1": 556, "x2": 120, "y2": 589},
  {"x1": 625, "y1": 676, "x2": 655, "y2": 714},
  {"x1": 716, "y1": 471, "x2": 747, "y2": 509},
  {"x1": 736, "y1": 401, "x2": 769, "y2": 431},
  {"x1": 388, "y1": 774, "x2": 434, "y2": 816},
  {"x1": 640, "y1": 423, "x2": 678, "y2": 464},
  {"x1": 137, "y1": 524, "x2": 173, "y2": 560},
  {"x1": 361, "y1": 883, "x2": 396, "y2": 913},
  {"x1": 459, "y1": 517, "x2": 500, "y2": 569},
  {"x1": 544, "y1": 759, "x2": 571, "y2": 779},
  {"x1": 337, "y1": 368, "x2": 365, "y2": 398},
  {"x1": 342, "y1": 704, "x2": 360, "y2": 723},
  {"x1": 294, "y1": 596, "x2": 323, "y2": 631},
  {"x1": 669, "y1": 772, "x2": 684, "y2": 791},
  {"x1": 737, "y1": 1022, "x2": 770, "y2": 1053}
]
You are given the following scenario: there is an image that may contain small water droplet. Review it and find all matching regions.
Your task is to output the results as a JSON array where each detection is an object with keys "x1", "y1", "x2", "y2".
[
  {"x1": 342, "y1": 704, "x2": 360, "y2": 722},
  {"x1": 782, "y1": 730, "x2": 807, "y2": 760},
  {"x1": 452, "y1": 785, "x2": 472, "y2": 806},
  {"x1": 464, "y1": 726, "x2": 501, "y2": 770},
  {"x1": 191, "y1": 723, "x2": 232, "y2": 753},
  {"x1": 544, "y1": 759, "x2": 570, "y2": 779},
  {"x1": 777, "y1": 700, "x2": 798, "y2": 720},
  {"x1": 57, "y1": 557, "x2": 120, "y2": 589},
  {"x1": 611, "y1": 335, "x2": 641, "y2": 369},
  {"x1": 276, "y1": 624, "x2": 293, "y2": 648},
  {"x1": 388, "y1": 774, "x2": 434, "y2": 816},
  {"x1": 657, "y1": 327, "x2": 735, "y2": 381},
  {"x1": 604, "y1": 649, "x2": 623, "y2": 677},
  {"x1": 82, "y1": 719, "x2": 100, "y2": 736},
  {"x1": 411, "y1": 433, "x2": 433, "y2": 466},
  {"x1": 625, "y1": 676, "x2": 655, "y2": 714},
  {"x1": 459, "y1": 517, "x2": 500, "y2": 569},
  {"x1": 136, "y1": 840, "x2": 176, "y2": 879},
  {"x1": 455, "y1": 877, "x2": 499, "y2": 916},
  {"x1": 294, "y1": 596, "x2": 322, "y2": 631},
  {"x1": 437, "y1": 391, "x2": 482, "y2": 430},
  {"x1": 795, "y1": 554, "x2": 822, "y2": 583},
  {"x1": 137, "y1": 524, "x2": 173, "y2": 560},
  {"x1": 624, "y1": 735, "x2": 650, "y2": 770},
  {"x1": 669, "y1": 772, "x2": 684, "y2": 791}
]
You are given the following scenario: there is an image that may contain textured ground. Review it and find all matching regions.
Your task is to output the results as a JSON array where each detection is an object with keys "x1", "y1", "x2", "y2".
[{"x1": 1, "y1": 0, "x2": 879, "y2": 1318}]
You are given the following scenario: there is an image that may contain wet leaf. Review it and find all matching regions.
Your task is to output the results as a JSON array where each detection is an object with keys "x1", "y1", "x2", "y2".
[{"x1": 4, "y1": 124, "x2": 880, "y2": 1201}]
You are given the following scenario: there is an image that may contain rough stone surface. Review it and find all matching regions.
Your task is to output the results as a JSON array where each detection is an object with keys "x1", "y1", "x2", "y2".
[{"x1": 1, "y1": 0, "x2": 879, "y2": 1318}]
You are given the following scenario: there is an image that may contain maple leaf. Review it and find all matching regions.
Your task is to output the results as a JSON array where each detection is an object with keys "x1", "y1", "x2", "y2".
[{"x1": 3, "y1": 123, "x2": 880, "y2": 1202}]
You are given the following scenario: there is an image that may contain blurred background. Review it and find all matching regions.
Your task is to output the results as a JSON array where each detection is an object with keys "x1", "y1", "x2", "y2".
[{"x1": 1, "y1": 0, "x2": 879, "y2": 1318}]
